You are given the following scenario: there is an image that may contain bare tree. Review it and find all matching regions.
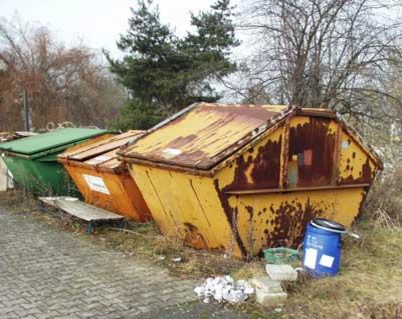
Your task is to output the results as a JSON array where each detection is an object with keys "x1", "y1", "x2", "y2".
[
  {"x1": 0, "y1": 18, "x2": 126, "y2": 131},
  {"x1": 233, "y1": 0, "x2": 402, "y2": 121}
]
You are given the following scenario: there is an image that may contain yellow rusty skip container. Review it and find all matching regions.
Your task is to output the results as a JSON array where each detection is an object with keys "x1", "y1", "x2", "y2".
[
  {"x1": 119, "y1": 103, "x2": 382, "y2": 257},
  {"x1": 58, "y1": 131, "x2": 151, "y2": 222}
]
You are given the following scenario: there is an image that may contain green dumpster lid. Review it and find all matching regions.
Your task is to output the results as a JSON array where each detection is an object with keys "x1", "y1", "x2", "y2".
[{"x1": 0, "y1": 128, "x2": 108, "y2": 156}]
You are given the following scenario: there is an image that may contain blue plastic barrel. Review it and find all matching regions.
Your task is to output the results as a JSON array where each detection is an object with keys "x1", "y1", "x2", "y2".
[{"x1": 302, "y1": 218, "x2": 346, "y2": 277}]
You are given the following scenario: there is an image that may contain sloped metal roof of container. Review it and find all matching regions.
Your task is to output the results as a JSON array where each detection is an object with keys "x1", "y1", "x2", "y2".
[
  {"x1": 120, "y1": 103, "x2": 292, "y2": 170},
  {"x1": 59, "y1": 130, "x2": 144, "y2": 172},
  {"x1": 0, "y1": 128, "x2": 108, "y2": 156}
]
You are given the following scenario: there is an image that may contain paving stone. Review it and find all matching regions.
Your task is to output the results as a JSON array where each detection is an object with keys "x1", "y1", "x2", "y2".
[
  {"x1": 265, "y1": 264, "x2": 298, "y2": 281},
  {"x1": 255, "y1": 289, "x2": 288, "y2": 307},
  {"x1": 0, "y1": 208, "x2": 198, "y2": 318},
  {"x1": 249, "y1": 276, "x2": 283, "y2": 293}
]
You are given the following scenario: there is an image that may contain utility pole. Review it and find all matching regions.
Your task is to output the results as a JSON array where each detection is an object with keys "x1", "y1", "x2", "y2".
[{"x1": 23, "y1": 90, "x2": 30, "y2": 131}]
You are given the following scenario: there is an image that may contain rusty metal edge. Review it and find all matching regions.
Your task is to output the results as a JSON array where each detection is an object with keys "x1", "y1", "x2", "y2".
[
  {"x1": 224, "y1": 183, "x2": 372, "y2": 195},
  {"x1": 354, "y1": 171, "x2": 381, "y2": 223},
  {"x1": 297, "y1": 108, "x2": 336, "y2": 118},
  {"x1": 333, "y1": 112, "x2": 384, "y2": 170},
  {"x1": 332, "y1": 123, "x2": 343, "y2": 185},
  {"x1": 59, "y1": 131, "x2": 143, "y2": 161},
  {"x1": 124, "y1": 157, "x2": 212, "y2": 176},
  {"x1": 279, "y1": 119, "x2": 290, "y2": 188},
  {"x1": 58, "y1": 158, "x2": 125, "y2": 174}
]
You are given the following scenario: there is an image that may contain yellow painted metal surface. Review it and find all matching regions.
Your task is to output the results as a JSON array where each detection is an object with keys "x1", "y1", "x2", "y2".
[
  {"x1": 124, "y1": 106, "x2": 381, "y2": 257},
  {"x1": 229, "y1": 188, "x2": 365, "y2": 256},
  {"x1": 128, "y1": 164, "x2": 243, "y2": 256},
  {"x1": 338, "y1": 130, "x2": 378, "y2": 184}
]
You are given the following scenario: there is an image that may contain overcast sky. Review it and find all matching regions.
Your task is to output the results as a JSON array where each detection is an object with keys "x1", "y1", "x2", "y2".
[{"x1": 0, "y1": 0, "x2": 242, "y2": 58}]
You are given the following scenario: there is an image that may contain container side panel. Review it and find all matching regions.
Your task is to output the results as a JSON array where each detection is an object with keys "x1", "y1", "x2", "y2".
[
  {"x1": 232, "y1": 188, "x2": 365, "y2": 255},
  {"x1": 188, "y1": 175, "x2": 242, "y2": 255},
  {"x1": 287, "y1": 116, "x2": 337, "y2": 187},
  {"x1": 337, "y1": 130, "x2": 378, "y2": 184},
  {"x1": 99, "y1": 172, "x2": 147, "y2": 221},
  {"x1": 129, "y1": 164, "x2": 242, "y2": 256},
  {"x1": 64, "y1": 166, "x2": 115, "y2": 211},
  {"x1": 119, "y1": 173, "x2": 152, "y2": 221},
  {"x1": 63, "y1": 165, "x2": 149, "y2": 221},
  {"x1": 129, "y1": 165, "x2": 177, "y2": 233},
  {"x1": 3, "y1": 155, "x2": 77, "y2": 196}
]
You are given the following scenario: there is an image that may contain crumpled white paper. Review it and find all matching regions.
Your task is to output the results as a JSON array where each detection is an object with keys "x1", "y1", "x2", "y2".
[{"x1": 194, "y1": 275, "x2": 254, "y2": 304}]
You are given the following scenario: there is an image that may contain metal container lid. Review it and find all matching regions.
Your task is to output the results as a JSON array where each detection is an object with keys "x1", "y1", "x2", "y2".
[
  {"x1": 120, "y1": 103, "x2": 290, "y2": 170},
  {"x1": 0, "y1": 128, "x2": 108, "y2": 156},
  {"x1": 310, "y1": 218, "x2": 346, "y2": 233}
]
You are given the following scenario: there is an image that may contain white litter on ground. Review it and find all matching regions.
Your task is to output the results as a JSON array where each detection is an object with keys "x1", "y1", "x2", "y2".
[{"x1": 194, "y1": 276, "x2": 254, "y2": 304}]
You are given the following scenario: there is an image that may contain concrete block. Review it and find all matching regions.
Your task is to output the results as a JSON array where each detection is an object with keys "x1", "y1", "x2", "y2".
[
  {"x1": 266, "y1": 264, "x2": 298, "y2": 281},
  {"x1": 256, "y1": 288, "x2": 287, "y2": 307},
  {"x1": 249, "y1": 276, "x2": 283, "y2": 293}
]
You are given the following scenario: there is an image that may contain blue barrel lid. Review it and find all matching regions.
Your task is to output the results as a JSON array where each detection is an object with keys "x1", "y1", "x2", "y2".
[{"x1": 310, "y1": 218, "x2": 346, "y2": 233}]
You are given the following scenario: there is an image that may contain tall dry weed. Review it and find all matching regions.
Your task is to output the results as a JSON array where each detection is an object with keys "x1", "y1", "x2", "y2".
[{"x1": 362, "y1": 166, "x2": 402, "y2": 228}]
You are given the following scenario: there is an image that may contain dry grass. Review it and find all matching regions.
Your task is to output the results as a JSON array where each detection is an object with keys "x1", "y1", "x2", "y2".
[
  {"x1": 284, "y1": 222, "x2": 402, "y2": 319},
  {"x1": 228, "y1": 222, "x2": 402, "y2": 319},
  {"x1": 362, "y1": 166, "x2": 402, "y2": 228},
  {"x1": 94, "y1": 222, "x2": 253, "y2": 279},
  {"x1": 0, "y1": 188, "x2": 37, "y2": 213}
]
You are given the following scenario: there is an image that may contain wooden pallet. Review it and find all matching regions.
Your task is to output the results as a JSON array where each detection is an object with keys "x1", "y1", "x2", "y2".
[{"x1": 39, "y1": 197, "x2": 125, "y2": 234}]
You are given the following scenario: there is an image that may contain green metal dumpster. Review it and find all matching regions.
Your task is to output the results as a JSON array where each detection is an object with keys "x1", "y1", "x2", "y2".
[{"x1": 0, "y1": 128, "x2": 109, "y2": 196}]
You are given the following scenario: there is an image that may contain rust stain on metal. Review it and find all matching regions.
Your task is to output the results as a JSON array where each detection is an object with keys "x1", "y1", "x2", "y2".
[
  {"x1": 331, "y1": 123, "x2": 342, "y2": 184},
  {"x1": 214, "y1": 179, "x2": 248, "y2": 257},
  {"x1": 227, "y1": 138, "x2": 282, "y2": 190},
  {"x1": 245, "y1": 205, "x2": 254, "y2": 221},
  {"x1": 164, "y1": 134, "x2": 198, "y2": 149},
  {"x1": 339, "y1": 158, "x2": 374, "y2": 184},
  {"x1": 288, "y1": 118, "x2": 336, "y2": 187},
  {"x1": 183, "y1": 222, "x2": 208, "y2": 250},
  {"x1": 262, "y1": 199, "x2": 324, "y2": 249}
]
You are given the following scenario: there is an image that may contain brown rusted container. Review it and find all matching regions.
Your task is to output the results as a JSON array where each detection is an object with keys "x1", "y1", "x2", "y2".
[
  {"x1": 119, "y1": 103, "x2": 383, "y2": 257},
  {"x1": 58, "y1": 131, "x2": 151, "y2": 222}
]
